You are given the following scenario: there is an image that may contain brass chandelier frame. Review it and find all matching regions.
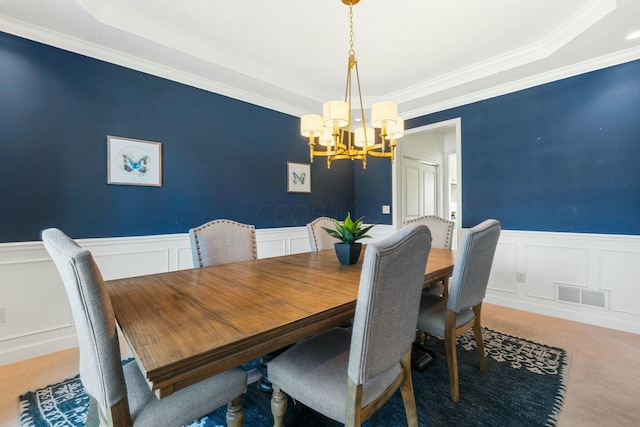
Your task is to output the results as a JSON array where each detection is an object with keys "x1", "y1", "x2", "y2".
[{"x1": 300, "y1": 0, "x2": 403, "y2": 169}]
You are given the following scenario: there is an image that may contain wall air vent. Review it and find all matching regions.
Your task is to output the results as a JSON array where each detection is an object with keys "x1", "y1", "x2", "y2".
[
  {"x1": 557, "y1": 285, "x2": 580, "y2": 304},
  {"x1": 556, "y1": 284, "x2": 609, "y2": 310},
  {"x1": 581, "y1": 289, "x2": 607, "y2": 308}
]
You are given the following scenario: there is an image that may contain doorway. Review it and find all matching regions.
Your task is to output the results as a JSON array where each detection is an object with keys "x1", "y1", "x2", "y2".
[
  {"x1": 392, "y1": 118, "x2": 462, "y2": 247},
  {"x1": 401, "y1": 156, "x2": 438, "y2": 224}
]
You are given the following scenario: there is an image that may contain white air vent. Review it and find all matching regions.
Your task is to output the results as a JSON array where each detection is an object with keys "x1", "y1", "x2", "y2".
[
  {"x1": 557, "y1": 285, "x2": 580, "y2": 304},
  {"x1": 556, "y1": 284, "x2": 609, "y2": 309},
  {"x1": 581, "y1": 289, "x2": 607, "y2": 308}
]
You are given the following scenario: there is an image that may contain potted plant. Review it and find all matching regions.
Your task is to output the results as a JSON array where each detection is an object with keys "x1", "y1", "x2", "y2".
[{"x1": 322, "y1": 213, "x2": 374, "y2": 265}]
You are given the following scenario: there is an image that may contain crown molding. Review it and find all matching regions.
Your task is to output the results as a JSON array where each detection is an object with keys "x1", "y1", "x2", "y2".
[
  {"x1": 72, "y1": 0, "x2": 108, "y2": 19},
  {"x1": 1, "y1": 0, "x2": 635, "y2": 121},
  {"x1": 73, "y1": 0, "x2": 325, "y2": 103},
  {"x1": 0, "y1": 16, "x2": 308, "y2": 116},
  {"x1": 402, "y1": 46, "x2": 640, "y2": 119},
  {"x1": 392, "y1": 0, "x2": 616, "y2": 105}
]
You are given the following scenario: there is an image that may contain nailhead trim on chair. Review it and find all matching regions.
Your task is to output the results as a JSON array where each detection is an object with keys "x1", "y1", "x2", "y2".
[
  {"x1": 192, "y1": 219, "x2": 257, "y2": 267},
  {"x1": 408, "y1": 215, "x2": 454, "y2": 249},
  {"x1": 308, "y1": 217, "x2": 335, "y2": 251}
]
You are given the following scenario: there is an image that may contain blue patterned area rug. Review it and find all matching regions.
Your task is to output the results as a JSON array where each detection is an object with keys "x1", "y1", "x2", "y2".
[{"x1": 19, "y1": 328, "x2": 569, "y2": 427}]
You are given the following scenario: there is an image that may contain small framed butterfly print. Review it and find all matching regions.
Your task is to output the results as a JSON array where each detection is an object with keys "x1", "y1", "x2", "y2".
[
  {"x1": 108, "y1": 136, "x2": 162, "y2": 187},
  {"x1": 287, "y1": 162, "x2": 311, "y2": 193}
]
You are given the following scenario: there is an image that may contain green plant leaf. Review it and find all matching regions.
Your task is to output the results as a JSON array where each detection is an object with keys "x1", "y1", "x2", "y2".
[{"x1": 321, "y1": 213, "x2": 375, "y2": 244}]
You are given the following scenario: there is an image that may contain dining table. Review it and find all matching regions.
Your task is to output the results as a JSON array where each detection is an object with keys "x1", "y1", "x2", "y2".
[{"x1": 104, "y1": 246, "x2": 456, "y2": 399}]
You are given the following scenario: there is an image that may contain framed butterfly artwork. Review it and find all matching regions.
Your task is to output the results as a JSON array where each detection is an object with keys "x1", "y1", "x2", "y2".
[
  {"x1": 107, "y1": 136, "x2": 162, "y2": 187},
  {"x1": 287, "y1": 162, "x2": 311, "y2": 193}
]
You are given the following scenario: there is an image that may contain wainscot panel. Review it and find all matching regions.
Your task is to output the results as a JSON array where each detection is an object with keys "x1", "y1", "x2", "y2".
[
  {"x1": 486, "y1": 230, "x2": 640, "y2": 335},
  {"x1": 0, "y1": 227, "x2": 308, "y2": 364},
  {"x1": 2, "y1": 226, "x2": 639, "y2": 365}
]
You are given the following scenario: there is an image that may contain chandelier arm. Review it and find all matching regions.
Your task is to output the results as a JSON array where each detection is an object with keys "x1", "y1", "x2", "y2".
[
  {"x1": 389, "y1": 138, "x2": 396, "y2": 163},
  {"x1": 366, "y1": 142, "x2": 396, "y2": 164},
  {"x1": 328, "y1": 153, "x2": 366, "y2": 161},
  {"x1": 379, "y1": 124, "x2": 388, "y2": 154},
  {"x1": 308, "y1": 132, "x2": 316, "y2": 163}
]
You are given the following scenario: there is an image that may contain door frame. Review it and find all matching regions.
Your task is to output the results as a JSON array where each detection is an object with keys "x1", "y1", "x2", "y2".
[{"x1": 392, "y1": 117, "x2": 462, "y2": 241}]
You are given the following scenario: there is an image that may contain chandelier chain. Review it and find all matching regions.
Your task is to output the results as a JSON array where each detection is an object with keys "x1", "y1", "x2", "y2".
[{"x1": 348, "y1": 4, "x2": 355, "y2": 56}]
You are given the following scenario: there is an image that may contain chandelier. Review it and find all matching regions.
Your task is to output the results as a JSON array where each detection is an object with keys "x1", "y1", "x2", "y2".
[{"x1": 300, "y1": 0, "x2": 404, "y2": 169}]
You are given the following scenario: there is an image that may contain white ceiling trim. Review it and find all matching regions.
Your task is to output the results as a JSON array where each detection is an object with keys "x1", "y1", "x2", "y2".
[
  {"x1": 543, "y1": 0, "x2": 617, "y2": 53},
  {"x1": 403, "y1": 45, "x2": 640, "y2": 119},
  {"x1": 0, "y1": 15, "x2": 305, "y2": 116},
  {"x1": 73, "y1": 0, "x2": 324, "y2": 102},
  {"x1": 391, "y1": 0, "x2": 616, "y2": 105},
  {"x1": 4, "y1": 13, "x2": 639, "y2": 120},
  {"x1": 72, "y1": 0, "x2": 108, "y2": 20},
  {"x1": 2, "y1": 0, "x2": 639, "y2": 120},
  {"x1": 70, "y1": 0, "x2": 617, "y2": 108}
]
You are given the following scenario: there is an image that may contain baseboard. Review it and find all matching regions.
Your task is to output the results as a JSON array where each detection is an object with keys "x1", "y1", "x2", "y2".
[
  {"x1": 0, "y1": 333, "x2": 78, "y2": 365},
  {"x1": 484, "y1": 294, "x2": 640, "y2": 335}
]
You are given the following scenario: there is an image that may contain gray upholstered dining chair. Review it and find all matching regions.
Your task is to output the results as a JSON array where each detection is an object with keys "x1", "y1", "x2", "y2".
[
  {"x1": 41, "y1": 228, "x2": 247, "y2": 427},
  {"x1": 189, "y1": 219, "x2": 257, "y2": 267},
  {"x1": 416, "y1": 219, "x2": 501, "y2": 402},
  {"x1": 268, "y1": 223, "x2": 432, "y2": 427},
  {"x1": 306, "y1": 216, "x2": 340, "y2": 251},
  {"x1": 408, "y1": 215, "x2": 455, "y2": 297},
  {"x1": 407, "y1": 215, "x2": 455, "y2": 250},
  {"x1": 189, "y1": 219, "x2": 264, "y2": 386}
]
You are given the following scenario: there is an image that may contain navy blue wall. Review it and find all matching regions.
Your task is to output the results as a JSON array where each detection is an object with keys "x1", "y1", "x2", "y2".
[
  {"x1": 403, "y1": 59, "x2": 640, "y2": 235},
  {"x1": 0, "y1": 32, "x2": 354, "y2": 242},
  {"x1": 3, "y1": 31, "x2": 640, "y2": 241},
  {"x1": 354, "y1": 156, "x2": 392, "y2": 225}
]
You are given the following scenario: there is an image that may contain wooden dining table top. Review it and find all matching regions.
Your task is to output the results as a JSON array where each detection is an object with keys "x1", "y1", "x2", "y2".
[{"x1": 105, "y1": 247, "x2": 455, "y2": 398}]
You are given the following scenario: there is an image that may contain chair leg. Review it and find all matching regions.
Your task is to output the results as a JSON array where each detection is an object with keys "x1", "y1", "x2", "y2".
[
  {"x1": 442, "y1": 277, "x2": 449, "y2": 299},
  {"x1": 102, "y1": 398, "x2": 132, "y2": 427},
  {"x1": 398, "y1": 350, "x2": 419, "y2": 427},
  {"x1": 444, "y1": 310, "x2": 460, "y2": 402},
  {"x1": 345, "y1": 378, "x2": 363, "y2": 427},
  {"x1": 87, "y1": 396, "x2": 100, "y2": 426},
  {"x1": 271, "y1": 386, "x2": 287, "y2": 427},
  {"x1": 472, "y1": 304, "x2": 486, "y2": 371},
  {"x1": 226, "y1": 395, "x2": 244, "y2": 427}
]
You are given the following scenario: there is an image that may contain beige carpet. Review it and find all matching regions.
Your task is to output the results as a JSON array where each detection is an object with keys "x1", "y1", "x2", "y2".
[
  {"x1": 1, "y1": 304, "x2": 639, "y2": 427},
  {"x1": 481, "y1": 304, "x2": 640, "y2": 427}
]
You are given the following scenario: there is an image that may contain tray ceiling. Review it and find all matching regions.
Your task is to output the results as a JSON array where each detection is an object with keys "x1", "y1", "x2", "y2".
[{"x1": 1, "y1": 0, "x2": 639, "y2": 118}]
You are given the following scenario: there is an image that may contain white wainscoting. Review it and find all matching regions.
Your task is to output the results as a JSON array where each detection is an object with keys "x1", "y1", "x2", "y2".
[
  {"x1": 1, "y1": 226, "x2": 639, "y2": 365},
  {"x1": 0, "y1": 225, "x2": 393, "y2": 365},
  {"x1": 486, "y1": 230, "x2": 640, "y2": 335}
]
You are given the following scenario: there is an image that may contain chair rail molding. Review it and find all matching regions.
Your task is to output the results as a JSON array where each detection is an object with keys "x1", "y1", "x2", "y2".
[{"x1": 1, "y1": 226, "x2": 639, "y2": 365}]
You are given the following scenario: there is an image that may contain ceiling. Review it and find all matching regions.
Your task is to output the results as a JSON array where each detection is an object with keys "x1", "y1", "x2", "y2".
[{"x1": 1, "y1": 0, "x2": 639, "y2": 119}]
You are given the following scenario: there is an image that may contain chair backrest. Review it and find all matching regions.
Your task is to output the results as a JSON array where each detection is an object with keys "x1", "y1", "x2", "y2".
[
  {"x1": 447, "y1": 219, "x2": 501, "y2": 312},
  {"x1": 407, "y1": 215, "x2": 455, "y2": 249},
  {"x1": 189, "y1": 219, "x2": 257, "y2": 267},
  {"x1": 41, "y1": 228, "x2": 127, "y2": 411},
  {"x1": 306, "y1": 217, "x2": 340, "y2": 251},
  {"x1": 348, "y1": 223, "x2": 432, "y2": 385}
]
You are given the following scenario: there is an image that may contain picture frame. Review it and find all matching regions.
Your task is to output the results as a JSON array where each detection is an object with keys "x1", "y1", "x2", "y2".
[
  {"x1": 107, "y1": 136, "x2": 162, "y2": 187},
  {"x1": 287, "y1": 162, "x2": 311, "y2": 193}
]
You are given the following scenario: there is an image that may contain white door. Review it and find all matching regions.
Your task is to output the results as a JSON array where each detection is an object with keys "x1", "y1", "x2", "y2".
[{"x1": 402, "y1": 157, "x2": 437, "y2": 225}]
